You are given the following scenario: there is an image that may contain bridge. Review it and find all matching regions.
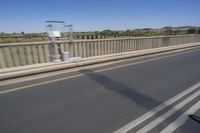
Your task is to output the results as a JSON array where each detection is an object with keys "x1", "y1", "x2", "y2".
[{"x1": 0, "y1": 34, "x2": 200, "y2": 133}]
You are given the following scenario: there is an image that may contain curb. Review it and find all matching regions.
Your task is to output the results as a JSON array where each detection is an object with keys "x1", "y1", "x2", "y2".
[{"x1": 0, "y1": 42, "x2": 200, "y2": 80}]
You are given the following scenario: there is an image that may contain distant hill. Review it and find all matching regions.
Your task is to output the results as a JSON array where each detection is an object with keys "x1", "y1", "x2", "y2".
[{"x1": 161, "y1": 26, "x2": 200, "y2": 31}]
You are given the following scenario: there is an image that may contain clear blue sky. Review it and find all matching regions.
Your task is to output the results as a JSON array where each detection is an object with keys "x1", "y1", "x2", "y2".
[{"x1": 1, "y1": 0, "x2": 200, "y2": 33}]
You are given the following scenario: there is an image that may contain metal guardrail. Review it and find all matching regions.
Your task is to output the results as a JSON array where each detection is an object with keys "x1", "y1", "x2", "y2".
[{"x1": 0, "y1": 34, "x2": 200, "y2": 68}]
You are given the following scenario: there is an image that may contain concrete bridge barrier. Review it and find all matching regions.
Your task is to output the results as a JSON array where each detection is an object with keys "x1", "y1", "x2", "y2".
[{"x1": 0, "y1": 34, "x2": 200, "y2": 69}]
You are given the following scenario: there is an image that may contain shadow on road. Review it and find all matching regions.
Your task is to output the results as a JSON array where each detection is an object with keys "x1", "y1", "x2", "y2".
[
  {"x1": 79, "y1": 69, "x2": 194, "y2": 132},
  {"x1": 80, "y1": 69, "x2": 160, "y2": 110}
]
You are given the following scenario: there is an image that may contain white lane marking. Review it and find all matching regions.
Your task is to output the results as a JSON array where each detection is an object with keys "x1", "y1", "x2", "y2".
[
  {"x1": 0, "y1": 61, "x2": 127, "y2": 87},
  {"x1": 0, "y1": 48, "x2": 200, "y2": 95},
  {"x1": 160, "y1": 101, "x2": 200, "y2": 133},
  {"x1": 1, "y1": 47, "x2": 198, "y2": 87},
  {"x1": 0, "y1": 74, "x2": 81, "y2": 95},
  {"x1": 136, "y1": 89, "x2": 200, "y2": 133},
  {"x1": 113, "y1": 82, "x2": 200, "y2": 133}
]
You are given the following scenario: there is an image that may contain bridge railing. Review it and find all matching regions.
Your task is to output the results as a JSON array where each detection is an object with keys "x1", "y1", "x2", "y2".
[{"x1": 0, "y1": 34, "x2": 200, "y2": 69}]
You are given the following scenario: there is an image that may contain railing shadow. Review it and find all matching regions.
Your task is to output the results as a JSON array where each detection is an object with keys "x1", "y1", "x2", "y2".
[
  {"x1": 79, "y1": 69, "x2": 196, "y2": 132},
  {"x1": 80, "y1": 69, "x2": 160, "y2": 110}
]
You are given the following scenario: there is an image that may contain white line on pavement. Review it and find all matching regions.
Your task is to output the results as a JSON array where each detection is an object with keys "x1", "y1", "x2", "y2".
[
  {"x1": 136, "y1": 89, "x2": 200, "y2": 133},
  {"x1": 113, "y1": 82, "x2": 200, "y2": 133},
  {"x1": 1, "y1": 47, "x2": 198, "y2": 87},
  {"x1": 0, "y1": 49, "x2": 199, "y2": 95},
  {"x1": 160, "y1": 101, "x2": 200, "y2": 133}
]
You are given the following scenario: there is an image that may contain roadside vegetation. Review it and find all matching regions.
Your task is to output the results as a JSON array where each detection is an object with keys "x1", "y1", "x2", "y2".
[{"x1": 0, "y1": 26, "x2": 200, "y2": 44}]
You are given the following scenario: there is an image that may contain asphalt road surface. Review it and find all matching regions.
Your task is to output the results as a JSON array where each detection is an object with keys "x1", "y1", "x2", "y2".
[{"x1": 0, "y1": 48, "x2": 200, "y2": 133}]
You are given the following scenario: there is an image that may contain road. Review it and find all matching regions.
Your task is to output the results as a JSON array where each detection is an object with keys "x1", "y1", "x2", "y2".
[{"x1": 0, "y1": 48, "x2": 200, "y2": 133}]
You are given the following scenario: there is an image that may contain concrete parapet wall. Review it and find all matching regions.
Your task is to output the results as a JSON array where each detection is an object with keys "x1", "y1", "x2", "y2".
[{"x1": 0, "y1": 34, "x2": 200, "y2": 69}]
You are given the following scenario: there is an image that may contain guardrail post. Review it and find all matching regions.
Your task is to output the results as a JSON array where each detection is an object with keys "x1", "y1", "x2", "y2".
[{"x1": 48, "y1": 42, "x2": 61, "y2": 62}]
